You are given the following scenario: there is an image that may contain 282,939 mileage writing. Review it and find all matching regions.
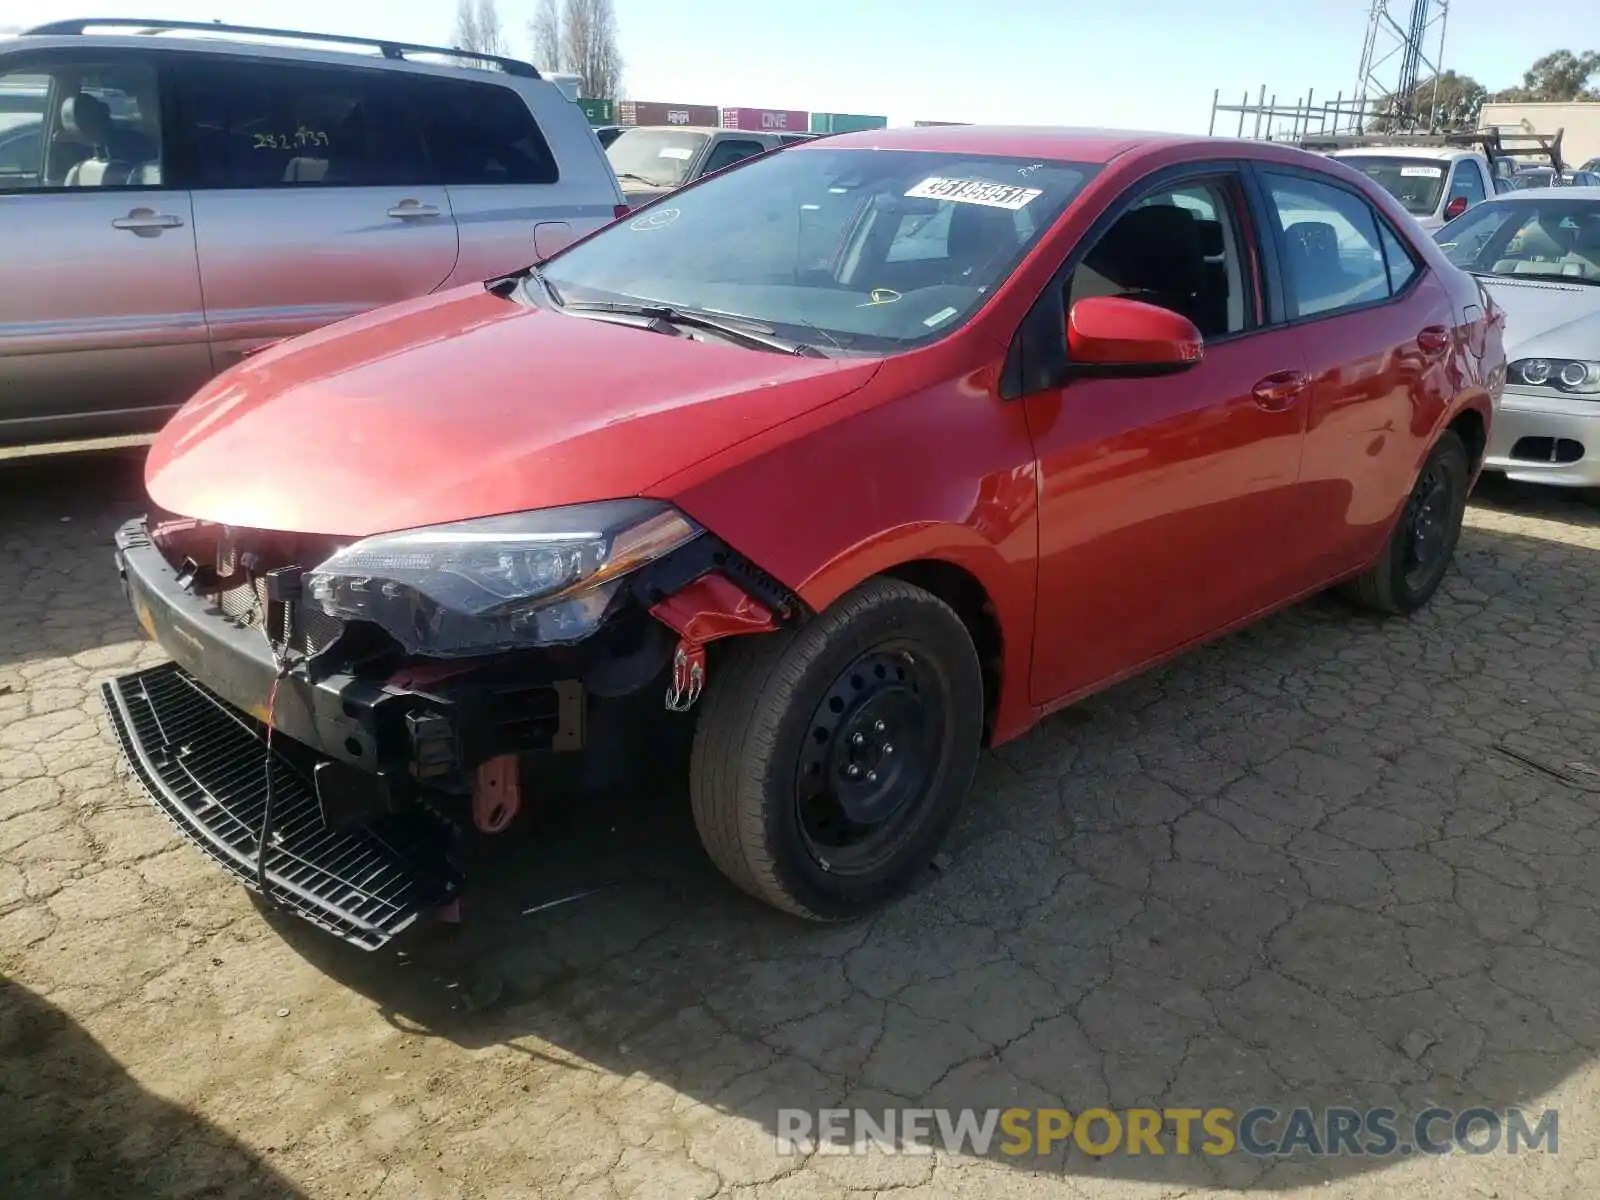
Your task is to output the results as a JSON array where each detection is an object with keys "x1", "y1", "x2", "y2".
[{"x1": 252, "y1": 128, "x2": 331, "y2": 151}]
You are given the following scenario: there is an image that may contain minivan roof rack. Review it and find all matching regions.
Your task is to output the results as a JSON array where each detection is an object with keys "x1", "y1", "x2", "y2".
[
  {"x1": 1297, "y1": 127, "x2": 1564, "y2": 170},
  {"x1": 22, "y1": 17, "x2": 542, "y2": 78}
]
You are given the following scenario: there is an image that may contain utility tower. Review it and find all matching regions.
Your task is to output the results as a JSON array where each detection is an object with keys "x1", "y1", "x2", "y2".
[{"x1": 1353, "y1": 0, "x2": 1451, "y2": 128}]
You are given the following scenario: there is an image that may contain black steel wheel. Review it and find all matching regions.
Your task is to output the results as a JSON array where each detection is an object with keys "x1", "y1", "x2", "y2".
[
  {"x1": 1342, "y1": 429, "x2": 1471, "y2": 615},
  {"x1": 690, "y1": 577, "x2": 984, "y2": 920}
]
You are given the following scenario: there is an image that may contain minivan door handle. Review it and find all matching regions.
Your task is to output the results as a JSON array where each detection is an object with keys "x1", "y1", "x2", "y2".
[
  {"x1": 1251, "y1": 370, "x2": 1309, "y2": 412},
  {"x1": 111, "y1": 208, "x2": 184, "y2": 233},
  {"x1": 386, "y1": 200, "x2": 442, "y2": 220},
  {"x1": 1417, "y1": 325, "x2": 1451, "y2": 354}
]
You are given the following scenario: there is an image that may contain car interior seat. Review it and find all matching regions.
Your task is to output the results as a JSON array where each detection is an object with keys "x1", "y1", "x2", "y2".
[
  {"x1": 1071, "y1": 205, "x2": 1208, "y2": 330},
  {"x1": 61, "y1": 95, "x2": 132, "y2": 186}
]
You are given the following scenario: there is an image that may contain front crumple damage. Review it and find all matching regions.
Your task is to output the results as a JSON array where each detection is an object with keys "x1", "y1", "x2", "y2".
[{"x1": 103, "y1": 511, "x2": 806, "y2": 949}]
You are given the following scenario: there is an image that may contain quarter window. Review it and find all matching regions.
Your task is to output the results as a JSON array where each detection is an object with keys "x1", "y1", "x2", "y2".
[
  {"x1": 171, "y1": 61, "x2": 431, "y2": 188},
  {"x1": 1263, "y1": 173, "x2": 1391, "y2": 319},
  {"x1": 1378, "y1": 220, "x2": 1418, "y2": 294},
  {"x1": 408, "y1": 77, "x2": 558, "y2": 185}
]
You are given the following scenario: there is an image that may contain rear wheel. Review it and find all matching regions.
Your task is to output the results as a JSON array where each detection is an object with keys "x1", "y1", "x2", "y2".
[
  {"x1": 1341, "y1": 430, "x2": 1470, "y2": 615},
  {"x1": 689, "y1": 577, "x2": 983, "y2": 920}
]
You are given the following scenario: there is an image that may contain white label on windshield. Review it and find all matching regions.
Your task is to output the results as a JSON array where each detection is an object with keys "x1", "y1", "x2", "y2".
[
  {"x1": 657, "y1": 146, "x2": 693, "y2": 160},
  {"x1": 923, "y1": 306, "x2": 959, "y2": 327},
  {"x1": 905, "y1": 177, "x2": 1043, "y2": 210},
  {"x1": 1400, "y1": 165, "x2": 1443, "y2": 177}
]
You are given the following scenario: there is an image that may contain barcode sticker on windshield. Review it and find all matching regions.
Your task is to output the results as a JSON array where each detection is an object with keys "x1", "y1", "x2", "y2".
[
  {"x1": 658, "y1": 146, "x2": 694, "y2": 160},
  {"x1": 1400, "y1": 166, "x2": 1444, "y2": 177},
  {"x1": 905, "y1": 177, "x2": 1043, "y2": 210}
]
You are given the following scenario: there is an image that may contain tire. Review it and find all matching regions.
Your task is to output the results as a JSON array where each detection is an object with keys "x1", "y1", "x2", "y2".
[
  {"x1": 689, "y1": 576, "x2": 984, "y2": 920},
  {"x1": 1341, "y1": 429, "x2": 1470, "y2": 616}
]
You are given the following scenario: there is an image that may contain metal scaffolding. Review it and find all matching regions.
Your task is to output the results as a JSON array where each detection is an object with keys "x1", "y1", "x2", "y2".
[{"x1": 1210, "y1": 0, "x2": 1452, "y2": 140}]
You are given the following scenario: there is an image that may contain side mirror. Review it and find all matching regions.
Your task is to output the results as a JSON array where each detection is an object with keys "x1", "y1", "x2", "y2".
[
  {"x1": 1066, "y1": 296, "x2": 1203, "y2": 374},
  {"x1": 1444, "y1": 195, "x2": 1469, "y2": 220}
]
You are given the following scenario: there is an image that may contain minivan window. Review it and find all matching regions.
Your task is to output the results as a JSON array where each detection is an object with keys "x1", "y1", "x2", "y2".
[
  {"x1": 606, "y1": 128, "x2": 709, "y2": 188},
  {"x1": 1340, "y1": 156, "x2": 1448, "y2": 216},
  {"x1": 540, "y1": 147, "x2": 1092, "y2": 353},
  {"x1": 0, "y1": 62, "x2": 163, "y2": 191},
  {"x1": 171, "y1": 61, "x2": 430, "y2": 188},
  {"x1": 408, "y1": 77, "x2": 558, "y2": 185}
]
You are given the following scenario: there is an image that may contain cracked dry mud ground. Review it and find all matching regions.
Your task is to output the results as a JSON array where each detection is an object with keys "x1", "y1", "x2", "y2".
[{"x1": 3, "y1": 449, "x2": 1599, "y2": 1200}]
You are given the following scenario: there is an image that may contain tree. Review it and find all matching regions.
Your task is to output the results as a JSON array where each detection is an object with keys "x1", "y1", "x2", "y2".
[
  {"x1": 1369, "y1": 71, "x2": 1486, "y2": 133},
  {"x1": 562, "y1": 0, "x2": 622, "y2": 100},
  {"x1": 1490, "y1": 50, "x2": 1600, "y2": 102},
  {"x1": 530, "y1": 0, "x2": 563, "y2": 74},
  {"x1": 451, "y1": 0, "x2": 508, "y2": 57}
]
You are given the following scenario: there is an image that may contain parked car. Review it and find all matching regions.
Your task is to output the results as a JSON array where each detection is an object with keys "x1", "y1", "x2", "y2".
[
  {"x1": 104, "y1": 126, "x2": 1499, "y2": 948},
  {"x1": 606, "y1": 125, "x2": 806, "y2": 207},
  {"x1": 0, "y1": 19, "x2": 627, "y2": 446},
  {"x1": 1328, "y1": 145, "x2": 1497, "y2": 231},
  {"x1": 1435, "y1": 186, "x2": 1600, "y2": 488}
]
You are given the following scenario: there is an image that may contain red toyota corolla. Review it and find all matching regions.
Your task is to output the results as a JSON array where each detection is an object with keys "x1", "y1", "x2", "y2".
[{"x1": 105, "y1": 126, "x2": 1502, "y2": 949}]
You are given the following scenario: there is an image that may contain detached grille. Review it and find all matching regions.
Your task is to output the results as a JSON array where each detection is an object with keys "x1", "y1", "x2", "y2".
[{"x1": 102, "y1": 663, "x2": 456, "y2": 950}]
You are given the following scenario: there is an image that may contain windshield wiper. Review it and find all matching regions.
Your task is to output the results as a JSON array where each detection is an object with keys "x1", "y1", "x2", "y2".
[
  {"x1": 562, "y1": 301, "x2": 827, "y2": 357},
  {"x1": 614, "y1": 173, "x2": 661, "y2": 187},
  {"x1": 1491, "y1": 271, "x2": 1600, "y2": 286}
]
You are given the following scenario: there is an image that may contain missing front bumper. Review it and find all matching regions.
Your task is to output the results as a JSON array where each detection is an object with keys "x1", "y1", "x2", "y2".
[{"x1": 102, "y1": 662, "x2": 459, "y2": 950}]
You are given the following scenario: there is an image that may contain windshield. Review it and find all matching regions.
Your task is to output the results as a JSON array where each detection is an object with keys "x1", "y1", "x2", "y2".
[
  {"x1": 1435, "y1": 197, "x2": 1600, "y2": 283},
  {"x1": 541, "y1": 147, "x2": 1093, "y2": 353},
  {"x1": 1338, "y1": 156, "x2": 1449, "y2": 215},
  {"x1": 605, "y1": 129, "x2": 709, "y2": 188}
]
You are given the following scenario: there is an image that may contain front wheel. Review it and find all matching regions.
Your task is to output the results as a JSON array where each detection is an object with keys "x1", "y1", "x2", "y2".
[
  {"x1": 689, "y1": 577, "x2": 984, "y2": 920},
  {"x1": 1341, "y1": 429, "x2": 1471, "y2": 615}
]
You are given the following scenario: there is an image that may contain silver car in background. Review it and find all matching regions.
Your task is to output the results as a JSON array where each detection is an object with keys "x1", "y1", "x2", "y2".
[
  {"x1": 1435, "y1": 187, "x2": 1600, "y2": 488},
  {"x1": 0, "y1": 19, "x2": 627, "y2": 446}
]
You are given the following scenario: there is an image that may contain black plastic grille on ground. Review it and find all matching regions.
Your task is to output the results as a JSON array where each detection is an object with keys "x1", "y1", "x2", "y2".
[{"x1": 102, "y1": 662, "x2": 456, "y2": 950}]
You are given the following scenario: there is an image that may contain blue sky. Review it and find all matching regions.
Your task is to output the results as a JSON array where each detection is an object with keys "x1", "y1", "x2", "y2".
[{"x1": 3, "y1": 0, "x2": 1579, "y2": 131}]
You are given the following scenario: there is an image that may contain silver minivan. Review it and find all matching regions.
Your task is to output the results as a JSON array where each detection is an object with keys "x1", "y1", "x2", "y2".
[{"x1": 0, "y1": 20, "x2": 627, "y2": 445}]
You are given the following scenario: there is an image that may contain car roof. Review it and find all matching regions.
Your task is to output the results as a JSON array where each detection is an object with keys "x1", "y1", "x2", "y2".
[
  {"x1": 800, "y1": 124, "x2": 1231, "y2": 163},
  {"x1": 1329, "y1": 146, "x2": 1469, "y2": 161},
  {"x1": 1484, "y1": 185, "x2": 1600, "y2": 200},
  {"x1": 613, "y1": 126, "x2": 779, "y2": 137},
  {"x1": 7, "y1": 30, "x2": 546, "y2": 87}
]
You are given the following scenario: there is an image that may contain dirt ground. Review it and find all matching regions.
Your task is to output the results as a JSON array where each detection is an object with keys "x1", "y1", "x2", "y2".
[{"x1": 2, "y1": 447, "x2": 1599, "y2": 1199}]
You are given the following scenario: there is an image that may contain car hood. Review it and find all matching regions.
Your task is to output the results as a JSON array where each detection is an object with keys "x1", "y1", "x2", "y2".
[
  {"x1": 146, "y1": 285, "x2": 881, "y2": 537},
  {"x1": 1476, "y1": 274, "x2": 1600, "y2": 360}
]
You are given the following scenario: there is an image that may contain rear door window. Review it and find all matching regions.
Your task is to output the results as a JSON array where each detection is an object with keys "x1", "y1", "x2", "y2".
[
  {"x1": 0, "y1": 59, "x2": 165, "y2": 190},
  {"x1": 1262, "y1": 172, "x2": 1393, "y2": 319},
  {"x1": 169, "y1": 60, "x2": 431, "y2": 188},
  {"x1": 408, "y1": 77, "x2": 559, "y2": 185}
]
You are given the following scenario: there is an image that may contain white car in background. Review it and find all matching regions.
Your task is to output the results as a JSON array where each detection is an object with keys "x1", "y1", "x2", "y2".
[
  {"x1": 1330, "y1": 146, "x2": 1497, "y2": 232},
  {"x1": 1435, "y1": 187, "x2": 1600, "y2": 489}
]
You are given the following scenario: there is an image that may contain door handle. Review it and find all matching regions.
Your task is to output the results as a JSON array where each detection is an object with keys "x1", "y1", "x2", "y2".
[
  {"x1": 1251, "y1": 370, "x2": 1309, "y2": 412},
  {"x1": 1417, "y1": 325, "x2": 1451, "y2": 354},
  {"x1": 386, "y1": 201, "x2": 442, "y2": 220},
  {"x1": 111, "y1": 208, "x2": 184, "y2": 232}
]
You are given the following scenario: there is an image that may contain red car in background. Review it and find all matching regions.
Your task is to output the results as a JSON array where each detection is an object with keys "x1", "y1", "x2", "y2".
[{"x1": 105, "y1": 126, "x2": 1501, "y2": 949}]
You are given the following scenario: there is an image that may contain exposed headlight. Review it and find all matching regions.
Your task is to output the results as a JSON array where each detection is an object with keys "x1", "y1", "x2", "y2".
[
  {"x1": 305, "y1": 500, "x2": 701, "y2": 656},
  {"x1": 1510, "y1": 357, "x2": 1600, "y2": 394}
]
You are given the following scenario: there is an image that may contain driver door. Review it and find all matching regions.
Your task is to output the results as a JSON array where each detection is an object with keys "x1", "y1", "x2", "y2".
[{"x1": 1020, "y1": 166, "x2": 1314, "y2": 706}]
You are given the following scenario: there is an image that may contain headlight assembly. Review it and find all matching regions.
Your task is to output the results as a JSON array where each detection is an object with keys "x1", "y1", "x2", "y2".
[
  {"x1": 305, "y1": 499, "x2": 701, "y2": 656},
  {"x1": 1509, "y1": 357, "x2": 1600, "y2": 395}
]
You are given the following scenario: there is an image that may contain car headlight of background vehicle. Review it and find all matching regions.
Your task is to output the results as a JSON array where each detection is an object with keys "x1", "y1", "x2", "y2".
[
  {"x1": 1508, "y1": 358, "x2": 1600, "y2": 395},
  {"x1": 305, "y1": 500, "x2": 701, "y2": 656}
]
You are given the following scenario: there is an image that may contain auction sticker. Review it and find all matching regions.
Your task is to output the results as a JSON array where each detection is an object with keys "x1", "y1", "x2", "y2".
[
  {"x1": 1399, "y1": 165, "x2": 1443, "y2": 177},
  {"x1": 905, "y1": 177, "x2": 1042, "y2": 210}
]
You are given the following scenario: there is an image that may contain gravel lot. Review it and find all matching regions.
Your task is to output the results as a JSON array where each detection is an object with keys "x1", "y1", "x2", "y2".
[{"x1": 2, "y1": 448, "x2": 1598, "y2": 1200}]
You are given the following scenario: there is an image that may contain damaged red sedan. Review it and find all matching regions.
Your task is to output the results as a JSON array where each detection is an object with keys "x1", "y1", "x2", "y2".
[{"x1": 104, "y1": 126, "x2": 1501, "y2": 949}]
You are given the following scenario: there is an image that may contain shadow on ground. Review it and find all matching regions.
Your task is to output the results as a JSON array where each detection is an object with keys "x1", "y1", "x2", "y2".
[
  {"x1": 248, "y1": 487, "x2": 1600, "y2": 1191},
  {"x1": 0, "y1": 975, "x2": 305, "y2": 1198},
  {"x1": 0, "y1": 447, "x2": 150, "y2": 671}
]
